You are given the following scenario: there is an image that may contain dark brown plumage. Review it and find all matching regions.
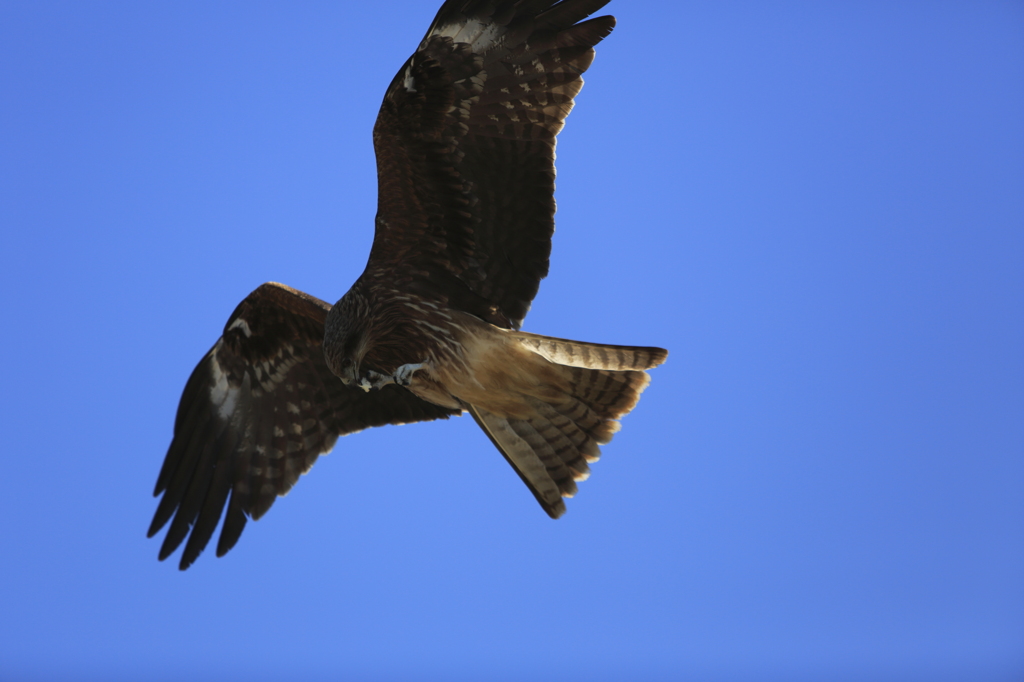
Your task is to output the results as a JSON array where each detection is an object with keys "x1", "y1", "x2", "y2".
[{"x1": 150, "y1": 0, "x2": 666, "y2": 570}]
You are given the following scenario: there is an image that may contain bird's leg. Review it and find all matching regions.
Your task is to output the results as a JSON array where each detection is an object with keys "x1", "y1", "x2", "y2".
[
  {"x1": 354, "y1": 363, "x2": 425, "y2": 391},
  {"x1": 356, "y1": 369, "x2": 396, "y2": 393},
  {"x1": 393, "y1": 362, "x2": 425, "y2": 387}
]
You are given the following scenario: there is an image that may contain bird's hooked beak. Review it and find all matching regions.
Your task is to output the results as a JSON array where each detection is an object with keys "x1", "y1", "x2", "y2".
[{"x1": 336, "y1": 357, "x2": 359, "y2": 387}]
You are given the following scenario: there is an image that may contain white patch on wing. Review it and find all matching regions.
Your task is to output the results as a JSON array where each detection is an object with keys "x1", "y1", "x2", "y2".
[
  {"x1": 432, "y1": 18, "x2": 500, "y2": 50},
  {"x1": 227, "y1": 318, "x2": 252, "y2": 337},
  {"x1": 467, "y1": 23, "x2": 501, "y2": 49},
  {"x1": 208, "y1": 349, "x2": 240, "y2": 421},
  {"x1": 432, "y1": 21, "x2": 463, "y2": 40},
  {"x1": 403, "y1": 65, "x2": 416, "y2": 93}
]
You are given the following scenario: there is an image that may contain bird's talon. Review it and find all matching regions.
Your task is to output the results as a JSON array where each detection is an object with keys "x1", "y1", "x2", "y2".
[
  {"x1": 394, "y1": 362, "x2": 425, "y2": 387},
  {"x1": 356, "y1": 370, "x2": 395, "y2": 391}
]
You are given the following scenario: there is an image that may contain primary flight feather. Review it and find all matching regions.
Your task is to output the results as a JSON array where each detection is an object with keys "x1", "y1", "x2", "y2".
[{"x1": 150, "y1": 0, "x2": 667, "y2": 570}]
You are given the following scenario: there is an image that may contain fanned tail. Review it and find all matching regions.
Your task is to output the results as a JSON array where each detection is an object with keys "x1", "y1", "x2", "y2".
[{"x1": 471, "y1": 334, "x2": 666, "y2": 517}]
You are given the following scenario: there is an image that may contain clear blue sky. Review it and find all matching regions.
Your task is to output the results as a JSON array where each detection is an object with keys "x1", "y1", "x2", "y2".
[{"x1": 2, "y1": 2, "x2": 1022, "y2": 680}]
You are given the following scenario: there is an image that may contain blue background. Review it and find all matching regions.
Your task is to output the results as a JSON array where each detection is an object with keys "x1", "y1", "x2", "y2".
[{"x1": 2, "y1": 2, "x2": 1022, "y2": 680}]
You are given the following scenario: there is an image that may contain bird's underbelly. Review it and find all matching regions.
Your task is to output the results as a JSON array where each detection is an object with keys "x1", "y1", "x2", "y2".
[{"x1": 406, "y1": 313, "x2": 570, "y2": 419}]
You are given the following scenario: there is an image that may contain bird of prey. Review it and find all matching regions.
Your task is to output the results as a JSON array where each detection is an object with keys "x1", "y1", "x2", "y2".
[{"x1": 149, "y1": 0, "x2": 667, "y2": 570}]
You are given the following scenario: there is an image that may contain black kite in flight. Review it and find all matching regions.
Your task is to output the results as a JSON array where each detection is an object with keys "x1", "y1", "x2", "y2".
[{"x1": 149, "y1": 0, "x2": 667, "y2": 569}]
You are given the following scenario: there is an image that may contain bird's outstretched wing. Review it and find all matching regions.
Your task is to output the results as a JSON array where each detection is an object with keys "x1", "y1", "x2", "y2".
[
  {"x1": 368, "y1": 0, "x2": 615, "y2": 330},
  {"x1": 148, "y1": 282, "x2": 458, "y2": 569}
]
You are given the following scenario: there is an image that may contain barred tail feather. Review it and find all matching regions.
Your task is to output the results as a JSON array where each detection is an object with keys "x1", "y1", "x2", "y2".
[
  {"x1": 469, "y1": 404, "x2": 573, "y2": 518},
  {"x1": 472, "y1": 337, "x2": 665, "y2": 517},
  {"x1": 511, "y1": 331, "x2": 668, "y2": 371}
]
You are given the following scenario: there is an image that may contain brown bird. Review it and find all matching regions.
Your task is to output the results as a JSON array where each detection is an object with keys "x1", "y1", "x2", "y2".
[{"x1": 149, "y1": 0, "x2": 667, "y2": 570}]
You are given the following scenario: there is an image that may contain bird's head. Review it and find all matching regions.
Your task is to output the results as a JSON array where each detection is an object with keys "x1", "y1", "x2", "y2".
[{"x1": 324, "y1": 291, "x2": 370, "y2": 387}]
